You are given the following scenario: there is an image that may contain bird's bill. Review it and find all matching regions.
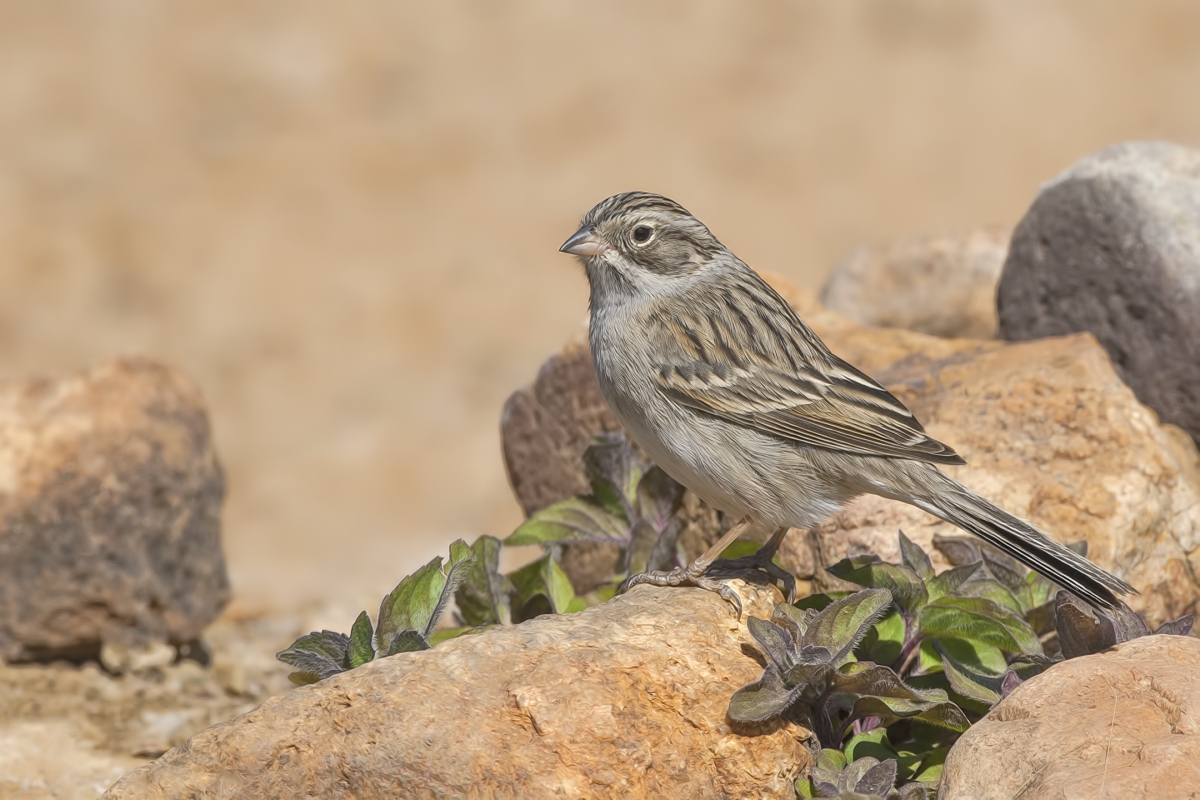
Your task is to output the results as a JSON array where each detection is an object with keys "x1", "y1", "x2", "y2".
[{"x1": 559, "y1": 225, "x2": 610, "y2": 257}]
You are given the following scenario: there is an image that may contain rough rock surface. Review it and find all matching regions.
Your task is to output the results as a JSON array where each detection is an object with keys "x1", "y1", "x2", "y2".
[
  {"x1": 104, "y1": 582, "x2": 809, "y2": 799},
  {"x1": 502, "y1": 275, "x2": 1200, "y2": 627},
  {"x1": 822, "y1": 227, "x2": 1009, "y2": 339},
  {"x1": 941, "y1": 635, "x2": 1200, "y2": 799},
  {"x1": 997, "y1": 141, "x2": 1200, "y2": 445},
  {"x1": 0, "y1": 357, "x2": 229, "y2": 661}
]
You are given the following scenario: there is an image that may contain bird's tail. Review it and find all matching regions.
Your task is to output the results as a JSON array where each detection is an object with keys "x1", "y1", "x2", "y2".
[{"x1": 905, "y1": 470, "x2": 1136, "y2": 609}]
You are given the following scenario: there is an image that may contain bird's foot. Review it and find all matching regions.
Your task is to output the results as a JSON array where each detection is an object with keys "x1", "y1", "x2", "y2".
[
  {"x1": 709, "y1": 547, "x2": 797, "y2": 604},
  {"x1": 618, "y1": 561, "x2": 743, "y2": 619}
]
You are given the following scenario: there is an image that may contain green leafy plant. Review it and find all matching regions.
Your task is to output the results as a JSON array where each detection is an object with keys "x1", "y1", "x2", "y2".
[
  {"x1": 453, "y1": 534, "x2": 588, "y2": 626},
  {"x1": 797, "y1": 747, "x2": 931, "y2": 799},
  {"x1": 824, "y1": 532, "x2": 1054, "y2": 709},
  {"x1": 277, "y1": 540, "x2": 476, "y2": 685},
  {"x1": 505, "y1": 432, "x2": 686, "y2": 581},
  {"x1": 728, "y1": 588, "x2": 969, "y2": 748}
]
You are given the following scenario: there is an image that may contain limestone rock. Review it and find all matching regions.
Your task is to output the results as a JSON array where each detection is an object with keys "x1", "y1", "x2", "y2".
[
  {"x1": 0, "y1": 357, "x2": 229, "y2": 661},
  {"x1": 822, "y1": 228, "x2": 1009, "y2": 339},
  {"x1": 103, "y1": 582, "x2": 809, "y2": 799},
  {"x1": 941, "y1": 635, "x2": 1200, "y2": 798},
  {"x1": 997, "y1": 141, "x2": 1200, "y2": 445}
]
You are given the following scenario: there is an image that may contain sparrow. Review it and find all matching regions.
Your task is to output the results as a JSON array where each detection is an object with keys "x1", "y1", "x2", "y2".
[{"x1": 559, "y1": 191, "x2": 1134, "y2": 616}]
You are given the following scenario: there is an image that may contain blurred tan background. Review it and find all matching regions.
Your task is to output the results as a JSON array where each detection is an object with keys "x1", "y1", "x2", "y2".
[{"x1": 1, "y1": 1, "x2": 1197, "y2": 614}]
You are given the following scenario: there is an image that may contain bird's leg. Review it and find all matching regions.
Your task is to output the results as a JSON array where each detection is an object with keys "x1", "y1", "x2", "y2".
[
  {"x1": 619, "y1": 516, "x2": 754, "y2": 618},
  {"x1": 709, "y1": 526, "x2": 797, "y2": 603}
]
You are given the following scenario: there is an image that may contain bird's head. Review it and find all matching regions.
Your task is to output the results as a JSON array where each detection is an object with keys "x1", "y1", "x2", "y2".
[{"x1": 560, "y1": 192, "x2": 727, "y2": 302}]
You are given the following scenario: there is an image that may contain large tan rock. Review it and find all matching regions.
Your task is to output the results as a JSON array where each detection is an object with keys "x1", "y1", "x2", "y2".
[
  {"x1": 501, "y1": 275, "x2": 1200, "y2": 626},
  {"x1": 103, "y1": 582, "x2": 809, "y2": 799},
  {"x1": 821, "y1": 227, "x2": 1010, "y2": 339},
  {"x1": 940, "y1": 635, "x2": 1200, "y2": 799},
  {"x1": 801, "y1": 332, "x2": 1200, "y2": 628},
  {"x1": 0, "y1": 357, "x2": 229, "y2": 661}
]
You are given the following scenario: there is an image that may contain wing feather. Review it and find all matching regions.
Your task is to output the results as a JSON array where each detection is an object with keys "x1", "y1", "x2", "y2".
[{"x1": 650, "y1": 271, "x2": 965, "y2": 466}]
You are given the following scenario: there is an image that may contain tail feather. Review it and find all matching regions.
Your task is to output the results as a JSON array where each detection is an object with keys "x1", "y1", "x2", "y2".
[{"x1": 909, "y1": 473, "x2": 1136, "y2": 609}]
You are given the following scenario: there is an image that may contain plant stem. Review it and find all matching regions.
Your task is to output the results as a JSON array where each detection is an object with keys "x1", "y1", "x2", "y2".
[{"x1": 896, "y1": 632, "x2": 923, "y2": 678}]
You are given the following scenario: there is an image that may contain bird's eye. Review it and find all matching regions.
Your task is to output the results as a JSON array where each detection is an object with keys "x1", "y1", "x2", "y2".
[{"x1": 632, "y1": 225, "x2": 653, "y2": 244}]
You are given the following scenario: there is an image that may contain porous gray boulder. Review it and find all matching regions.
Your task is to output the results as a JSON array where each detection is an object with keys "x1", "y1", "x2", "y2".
[
  {"x1": 997, "y1": 140, "x2": 1200, "y2": 444},
  {"x1": 0, "y1": 357, "x2": 229, "y2": 661}
]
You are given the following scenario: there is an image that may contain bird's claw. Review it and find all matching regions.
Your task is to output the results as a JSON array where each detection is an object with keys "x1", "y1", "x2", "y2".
[
  {"x1": 709, "y1": 551, "x2": 797, "y2": 604},
  {"x1": 619, "y1": 563, "x2": 744, "y2": 619}
]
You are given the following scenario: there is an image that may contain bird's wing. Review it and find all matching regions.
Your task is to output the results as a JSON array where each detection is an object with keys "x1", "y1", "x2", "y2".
[{"x1": 649, "y1": 281, "x2": 964, "y2": 466}]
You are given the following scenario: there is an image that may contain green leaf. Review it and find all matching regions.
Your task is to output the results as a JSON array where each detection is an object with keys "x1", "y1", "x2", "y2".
[
  {"x1": 828, "y1": 663, "x2": 970, "y2": 739},
  {"x1": 374, "y1": 540, "x2": 476, "y2": 654},
  {"x1": 957, "y1": 576, "x2": 1023, "y2": 615},
  {"x1": 810, "y1": 747, "x2": 848, "y2": 787},
  {"x1": 287, "y1": 672, "x2": 321, "y2": 686},
  {"x1": 506, "y1": 496, "x2": 629, "y2": 546},
  {"x1": 861, "y1": 610, "x2": 905, "y2": 666},
  {"x1": 828, "y1": 556, "x2": 928, "y2": 612},
  {"x1": 843, "y1": 728, "x2": 899, "y2": 765},
  {"x1": 898, "y1": 530, "x2": 935, "y2": 582},
  {"x1": 802, "y1": 588, "x2": 893, "y2": 666},
  {"x1": 925, "y1": 562, "x2": 981, "y2": 603},
  {"x1": 935, "y1": 639, "x2": 1005, "y2": 705},
  {"x1": 348, "y1": 611, "x2": 375, "y2": 667},
  {"x1": 384, "y1": 630, "x2": 429, "y2": 655},
  {"x1": 276, "y1": 630, "x2": 350, "y2": 682},
  {"x1": 455, "y1": 535, "x2": 511, "y2": 627},
  {"x1": 582, "y1": 432, "x2": 643, "y2": 518},
  {"x1": 1016, "y1": 566, "x2": 1059, "y2": 616},
  {"x1": 911, "y1": 746, "x2": 948, "y2": 786},
  {"x1": 917, "y1": 596, "x2": 1041, "y2": 655},
  {"x1": 727, "y1": 665, "x2": 799, "y2": 722},
  {"x1": 507, "y1": 554, "x2": 577, "y2": 617},
  {"x1": 280, "y1": 630, "x2": 350, "y2": 663},
  {"x1": 747, "y1": 617, "x2": 798, "y2": 672},
  {"x1": 276, "y1": 645, "x2": 346, "y2": 683},
  {"x1": 542, "y1": 555, "x2": 577, "y2": 614}
]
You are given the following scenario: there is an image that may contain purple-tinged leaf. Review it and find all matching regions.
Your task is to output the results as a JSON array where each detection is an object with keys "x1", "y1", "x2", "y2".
[
  {"x1": 727, "y1": 665, "x2": 800, "y2": 722},
  {"x1": 898, "y1": 530, "x2": 935, "y2": 582}
]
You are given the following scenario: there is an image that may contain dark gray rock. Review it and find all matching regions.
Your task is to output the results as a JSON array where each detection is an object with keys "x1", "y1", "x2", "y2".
[
  {"x1": 997, "y1": 140, "x2": 1200, "y2": 443},
  {"x1": 0, "y1": 357, "x2": 229, "y2": 661}
]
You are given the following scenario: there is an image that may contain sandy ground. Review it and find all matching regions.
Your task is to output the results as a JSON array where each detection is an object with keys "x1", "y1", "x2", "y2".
[{"x1": 1, "y1": 3, "x2": 1199, "y2": 795}]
